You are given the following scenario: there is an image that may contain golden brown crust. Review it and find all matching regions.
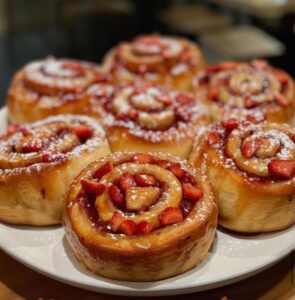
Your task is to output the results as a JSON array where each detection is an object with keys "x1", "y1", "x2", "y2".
[
  {"x1": 96, "y1": 83, "x2": 210, "y2": 159},
  {"x1": 191, "y1": 60, "x2": 295, "y2": 123},
  {"x1": 103, "y1": 34, "x2": 205, "y2": 90},
  {"x1": 7, "y1": 57, "x2": 111, "y2": 124},
  {"x1": 190, "y1": 120, "x2": 295, "y2": 233},
  {"x1": 64, "y1": 151, "x2": 217, "y2": 281},
  {"x1": 0, "y1": 115, "x2": 111, "y2": 225}
]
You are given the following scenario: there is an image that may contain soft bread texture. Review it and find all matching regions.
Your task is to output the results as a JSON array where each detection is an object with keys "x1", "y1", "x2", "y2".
[
  {"x1": 103, "y1": 35, "x2": 205, "y2": 90},
  {"x1": 0, "y1": 115, "x2": 111, "y2": 225},
  {"x1": 7, "y1": 58, "x2": 109, "y2": 124},
  {"x1": 102, "y1": 84, "x2": 210, "y2": 159},
  {"x1": 190, "y1": 121, "x2": 295, "y2": 233},
  {"x1": 191, "y1": 60, "x2": 295, "y2": 123},
  {"x1": 64, "y1": 152, "x2": 217, "y2": 281}
]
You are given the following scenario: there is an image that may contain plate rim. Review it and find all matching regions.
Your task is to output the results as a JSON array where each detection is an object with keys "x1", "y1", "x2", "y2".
[{"x1": 0, "y1": 106, "x2": 294, "y2": 296}]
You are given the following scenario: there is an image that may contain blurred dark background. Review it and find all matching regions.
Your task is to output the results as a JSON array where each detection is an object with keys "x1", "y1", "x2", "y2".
[{"x1": 0, "y1": 0, "x2": 294, "y2": 105}]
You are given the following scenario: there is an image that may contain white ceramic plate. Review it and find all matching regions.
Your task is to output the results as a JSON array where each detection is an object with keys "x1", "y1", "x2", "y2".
[{"x1": 0, "y1": 107, "x2": 294, "y2": 296}]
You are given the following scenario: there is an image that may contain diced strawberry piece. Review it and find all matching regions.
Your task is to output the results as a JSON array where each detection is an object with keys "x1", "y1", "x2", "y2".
[
  {"x1": 116, "y1": 110, "x2": 138, "y2": 121},
  {"x1": 182, "y1": 183, "x2": 203, "y2": 202},
  {"x1": 119, "y1": 173, "x2": 136, "y2": 191},
  {"x1": 156, "y1": 94, "x2": 172, "y2": 105},
  {"x1": 74, "y1": 126, "x2": 93, "y2": 140},
  {"x1": 268, "y1": 160, "x2": 295, "y2": 179},
  {"x1": 176, "y1": 94, "x2": 194, "y2": 104},
  {"x1": 134, "y1": 174, "x2": 157, "y2": 187},
  {"x1": 275, "y1": 94, "x2": 290, "y2": 107},
  {"x1": 7, "y1": 124, "x2": 19, "y2": 135},
  {"x1": 244, "y1": 97, "x2": 257, "y2": 109},
  {"x1": 208, "y1": 131, "x2": 221, "y2": 145},
  {"x1": 208, "y1": 87, "x2": 219, "y2": 101},
  {"x1": 22, "y1": 139, "x2": 43, "y2": 153},
  {"x1": 132, "y1": 153, "x2": 155, "y2": 164},
  {"x1": 136, "y1": 221, "x2": 153, "y2": 235},
  {"x1": 246, "y1": 113, "x2": 265, "y2": 124},
  {"x1": 93, "y1": 161, "x2": 113, "y2": 179},
  {"x1": 108, "y1": 184, "x2": 124, "y2": 206},
  {"x1": 42, "y1": 151, "x2": 63, "y2": 163},
  {"x1": 81, "y1": 179, "x2": 105, "y2": 196},
  {"x1": 221, "y1": 118, "x2": 239, "y2": 131},
  {"x1": 158, "y1": 207, "x2": 183, "y2": 225},
  {"x1": 63, "y1": 62, "x2": 84, "y2": 72},
  {"x1": 119, "y1": 220, "x2": 136, "y2": 235},
  {"x1": 275, "y1": 72, "x2": 289, "y2": 85},
  {"x1": 19, "y1": 127, "x2": 32, "y2": 137},
  {"x1": 156, "y1": 160, "x2": 170, "y2": 169},
  {"x1": 169, "y1": 163, "x2": 185, "y2": 180},
  {"x1": 242, "y1": 138, "x2": 263, "y2": 158},
  {"x1": 8, "y1": 125, "x2": 31, "y2": 136},
  {"x1": 111, "y1": 211, "x2": 125, "y2": 232},
  {"x1": 207, "y1": 62, "x2": 237, "y2": 73}
]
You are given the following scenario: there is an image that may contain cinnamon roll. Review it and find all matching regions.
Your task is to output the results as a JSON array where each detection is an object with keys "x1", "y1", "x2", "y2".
[
  {"x1": 192, "y1": 60, "x2": 295, "y2": 123},
  {"x1": 103, "y1": 34, "x2": 205, "y2": 90},
  {"x1": 101, "y1": 83, "x2": 210, "y2": 158},
  {"x1": 64, "y1": 152, "x2": 217, "y2": 281},
  {"x1": 0, "y1": 115, "x2": 111, "y2": 225},
  {"x1": 190, "y1": 119, "x2": 295, "y2": 233},
  {"x1": 7, "y1": 57, "x2": 110, "y2": 123}
]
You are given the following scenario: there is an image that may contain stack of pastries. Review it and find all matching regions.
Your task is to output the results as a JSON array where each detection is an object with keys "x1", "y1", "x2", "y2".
[{"x1": 1, "y1": 34, "x2": 294, "y2": 282}]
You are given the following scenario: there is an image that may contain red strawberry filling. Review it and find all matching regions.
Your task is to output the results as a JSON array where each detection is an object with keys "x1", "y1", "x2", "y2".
[
  {"x1": 78, "y1": 154, "x2": 203, "y2": 234},
  {"x1": 74, "y1": 125, "x2": 93, "y2": 140},
  {"x1": 268, "y1": 160, "x2": 295, "y2": 179}
]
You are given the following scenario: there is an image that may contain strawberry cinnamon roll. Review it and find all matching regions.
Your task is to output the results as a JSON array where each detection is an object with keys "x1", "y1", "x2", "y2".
[
  {"x1": 190, "y1": 119, "x2": 295, "y2": 233},
  {"x1": 103, "y1": 34, "x2": 205, "y2": 90},
  {"x1": 0, "y1": 115, "x2": 111, "y2": 225},
  {"x1": 7, "y1": 57, "x2": 110, "y2": 123},
  {"x1": 102, "y1": 83, "x2": 210, "y2": 158},
  {"x1": 64, "y1": 152, "x2": 217, "y2": 281},
  {"x1": 192, "y1": 60, "x2": 295, "y2": 123}
]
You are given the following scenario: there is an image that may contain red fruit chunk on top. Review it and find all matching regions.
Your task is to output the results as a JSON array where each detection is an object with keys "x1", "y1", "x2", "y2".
[
  {"x1": 74, "y1": 126, "x2": 93, "y2": 140},
  {"x1": 246, "y1": 113, "x2": 265, "y2": 124},
  {"x1": 275, "y1": 94, "x2": 290, "y2": 107},
  {"x1": 242, "y1": 138, "x2": 263, "y2": 159},
  {"x1": 268, "y1": 160, "x2": 295, "y2": 179},
  {"x1": 221, "y1": 118, "x2": 239, "y2": 131},
  {"x1": 93, "y1": 161, "x2": 113, "y2": 179},
  {"x1": 134, "y1": 174, "x2": 157, "y2": 187},
  {"x1": 208, "y1": 131, "x2": 221, "y2": 145},
  {"x1": 156, "y1": 160, "x2": 170, "y2": 169},
  {"x1": 22, "y1": 139, "x2": 43, "y2": 153},
  {"x1": 169, "y1": 163, "x2": 185, "y2": 180},
  {"x1": 176, "y1": 94, "x2": 194, "y2": 104},
  {"x1": 111, "y1": 211, "x2": 125, "y2": 232},
  {"x1": 108, "y1": 184, "x2": 124, "y2": 206},
  {"x1": 132, "y1": 153, "x2": 155, "y2": 164},
  {"x1": 42, "y1": 151, "x2": 63, "y2": 163},
  {"x1": 208, "y1": 87, "x2": 219, "y2": 101},
  {"x1": 119, "y1": 220, "x2": 136, "y2": 235},
  {"x1": 159, "y1": 207, "x2": 183, "y2": 225},
  {"x1": 136, "y1": 221, "x2": 153, "y2": 235},
  {"x1": 81, "y1": 179, "x2": 105, "y2": 196},
  {"x1": 182, "y1": 183, "x2": 203, "y2": 202},
  {"x1": 244, "y1": 97, "x2": 257, "y2": 109},
  {"x1": 119, "y1": 173, "x2": 136, "y2": 191}
]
